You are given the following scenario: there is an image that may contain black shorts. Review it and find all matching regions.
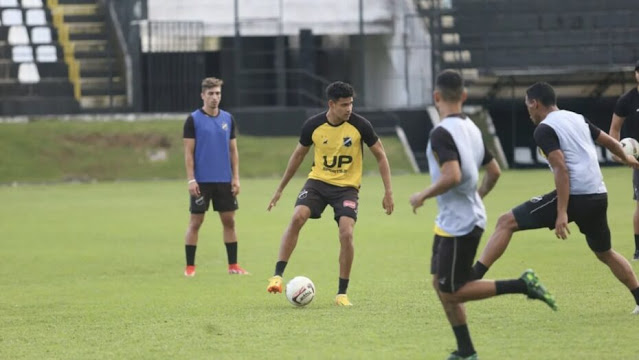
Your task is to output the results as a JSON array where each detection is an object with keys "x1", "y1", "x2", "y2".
[
  {"x1": 633, "y1": 169, "x2": 639, "y2": 200},
  {"x1": 430, "y1": 226, "x2": 483, "y2": 293},
  {"x1": 512, "y1": 190, "x2": 610, "y2": 252},
  {"x1": 294, "y1": 179, "x2": 359, "y2": 222},
  {"x1": 189, "y1": 182, "x2": 238, "y2": 214}
]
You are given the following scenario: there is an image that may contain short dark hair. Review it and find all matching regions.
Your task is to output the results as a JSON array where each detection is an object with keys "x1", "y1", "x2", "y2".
[
  {"x1": 526, "y1": 82, "x2": 556, "y2": 106},
  {"x1": 435, "y1": 69, "x2": 464, "y2": 102},
  {"x1": 326, "y1": 81, "x2": 354, "y2": 101}
]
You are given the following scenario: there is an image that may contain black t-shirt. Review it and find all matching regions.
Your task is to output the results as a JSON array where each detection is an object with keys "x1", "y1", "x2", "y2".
[{"x1": 613, "y1": 87, "x2": 639, "y2": 139}]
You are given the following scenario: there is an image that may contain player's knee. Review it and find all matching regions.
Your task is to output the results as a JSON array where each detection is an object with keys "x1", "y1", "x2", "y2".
[
  {"x1": 220, "y1": 216, "x2": 235, "y2": 229},
  {"x1": 496, "y1": 211, "x2": 517, "y2": 231},
  {"x1": 290, "y1": 212, "x2": 309, "y2": 228},
  {"x1": 189, "y1": 217, "x2": 204, "y2": 230},
  {"x1": 594, "y1": 249, "x2": 613, "y2": 263}
]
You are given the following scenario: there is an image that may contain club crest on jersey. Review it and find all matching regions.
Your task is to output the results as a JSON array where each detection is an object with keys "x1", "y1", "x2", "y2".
[
  {"x1": 343, "y1": 137, "x2": 352, "y2": 147},
  {"x1": 343, "y1": 200, "x2": 357, "y2": 209},
  {"x1": 298, "y1": 189, "x2": 308, "y2": 199},
  {"x1": 221, "y1": 122, "x2": 228, "y2": 131},
  {"x1": 322, "y1": 137, "x2": 328, "y2": 145}
]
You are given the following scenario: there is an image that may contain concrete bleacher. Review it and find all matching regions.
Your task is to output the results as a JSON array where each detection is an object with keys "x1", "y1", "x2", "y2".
[{"x1": 0, "y1": 0, "x2": 80, "y2": 114}]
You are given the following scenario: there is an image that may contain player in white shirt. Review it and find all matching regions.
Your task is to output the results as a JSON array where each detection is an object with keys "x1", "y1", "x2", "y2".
[{"x1": 472, "y1": 82, "x2": 639, "y2": 315}]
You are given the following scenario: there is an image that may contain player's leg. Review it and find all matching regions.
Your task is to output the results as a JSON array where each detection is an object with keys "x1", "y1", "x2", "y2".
[
  {"x1": 473, "y1": 191, "x2": 557, "y2": 279},
  {"x1": 267, "y1": 205, "x2": 312, "y2": 293},
  {"x1": 268, "y1": 181, "x2": 326, "y2": 293},
  {"x1": 211, "y1": 183, "x2": 248, "y2": 274},
  {"x1": 632, "y1": 170, "x2": 639, "y2": 260},
  {"x1": 184, "y1": 185, "x2": 211, "y2": 277},
  {"x1": 331, "y1": 186, "x2": 358, "y2": 306},
  {"x1": 576, "y1": 194, "x2": 639, "y2": 313},
  {"x1": 431, "y1": 233, "x2": 477, "y2": 359}
]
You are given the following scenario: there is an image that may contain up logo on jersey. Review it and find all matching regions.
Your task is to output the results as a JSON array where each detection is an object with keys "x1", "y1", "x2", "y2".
[{"x1": 343, "y1": 137, "x2": 352, "y2": 147}]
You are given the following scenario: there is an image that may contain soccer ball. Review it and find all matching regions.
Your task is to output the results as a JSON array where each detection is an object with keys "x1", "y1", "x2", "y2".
[
  {"x1": 285, "y1": 276, "x2": 315, "y2": 306},
  {"x1": 621, "y1": 137, "x2": 639, "y2": 159}
]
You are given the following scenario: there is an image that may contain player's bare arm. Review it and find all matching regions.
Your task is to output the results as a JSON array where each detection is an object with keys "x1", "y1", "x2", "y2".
[
  {"x1": 183, "y1": 138, "x2": 200, "y2": 197},
  {"x1": 477, "y1": 159, "x2": 501, "y2": 199},
  {"x1": 596, "y1": 131, "x2": 639, "y2": 169},
  {"x1": 229, "y1": 138, "x2": 240, "y2": 196},
  {"x1": 609, "y1": 113, "x2": 625, "y2": 141},
  {"x1": 546, "y1": 149, "x2": 570, "y2": 240},
  {"x1": 410, "y1": 160, "x2": 461, "y2": 213},
  {"x1": 369, "y1": 139, "x2": 394, "y2": 215},
  {"x1": 267, "y1": 143, "x2": 310, "y2": 210}
]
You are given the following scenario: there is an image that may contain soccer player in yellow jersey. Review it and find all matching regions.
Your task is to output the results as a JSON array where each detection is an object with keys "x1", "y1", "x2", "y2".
[{"x1": 266, "y1": 81, "x2": 394, "y2": 306}]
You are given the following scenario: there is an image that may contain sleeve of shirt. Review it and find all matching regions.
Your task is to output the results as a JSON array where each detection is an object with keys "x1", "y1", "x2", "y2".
[
  {"x1": 183, "y1": 115, "x2": 195, "y2": 138},
  {"x1": 481, "y1": 143, "x2": 494, "y2": 166},
  {"x1": 533, "y1": 124, "x2": 560, "y2": 155},
  {"x1": 230, "y1": 115, "x2": 237, "y2": 139},
  {"x1": 430, "y1": 127, "x2": 459, "y2": 165},
  {"x1": 299, "y1": 120, "x2": 314, "y2": 146},
  {"x1": 583, "y1": 117, "x2": 602, "y2": 141},
  {"x1": 613, "y1": 93, "x2": 630, "y2": 117},
  {"x1": 360, "y1": 120, "x2": 380, "y2": 147}
]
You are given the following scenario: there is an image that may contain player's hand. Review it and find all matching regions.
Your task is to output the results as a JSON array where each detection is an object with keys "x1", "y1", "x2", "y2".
[
  {"x1": 267, "y1": 190, "x2": 282, "y2": 211},
  {"x1": 188, "y1": 181, "x2": 200, "y2": 197},
  {"x1": 554, "y1": 212, "x2": 570, "y2": 240},
  {"x1": 231, "y1": 178, "x2": 241, "y2": 196},
  {"x1": 382, "y1": 192, "x2": 394, "y2": 215},
  {"x1": 409, "y1": 192, "x2": 425, "y2": 214},
  {"x1": 623, "y1": 154, "x2": 639, "y2": 169}
]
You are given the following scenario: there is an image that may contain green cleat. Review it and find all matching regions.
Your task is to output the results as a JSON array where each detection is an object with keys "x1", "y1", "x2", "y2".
[
  {"x1": 446, "y1": 352, "x2": 478, "y2": 360},
  {"x1": 520, "y1": 269, "x2": 557, "y2": 311}
]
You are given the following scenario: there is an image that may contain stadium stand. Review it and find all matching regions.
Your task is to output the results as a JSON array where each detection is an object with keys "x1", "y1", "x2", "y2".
[
  {"x1": 0, "y1": 0, "x2": 127, "y2": 115},
  {"x1": 0, "y1": 0, "x2": 80, "y2": 114}
]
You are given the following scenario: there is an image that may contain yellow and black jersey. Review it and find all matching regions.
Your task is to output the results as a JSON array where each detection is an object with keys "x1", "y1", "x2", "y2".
[{"x1": 299, "y1": 111, "x2": 379, "y2": 188}]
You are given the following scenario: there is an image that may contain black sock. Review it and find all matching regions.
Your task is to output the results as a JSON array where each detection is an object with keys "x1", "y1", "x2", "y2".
[
  {"x1": 634, "y1": 234, "x2": 639, "y2": 251},
  {"x1": 225, "y1": 242, "x2": 238, "y2": 265},
  {"x1": 338, "y1": 278, "x2": 349, "y2": 294},
  {"x1": 631, "y1": 287, "x2": 639, "y2": 306},
  {"x1": 471, "y1": 261, "x2": 488, "y2": 280},
  {"x1": 495, "y1": 279, "x2": 527, "y2": 295},
  {"x1": 274, "y1": 261, "x2": 287, "y2": 277},
  {"x1": 452, "y1": 324, "x2": 475, "y2": 357},
  {"x1": 185, "y1": 245, "x2": 196, "y2": 266}
]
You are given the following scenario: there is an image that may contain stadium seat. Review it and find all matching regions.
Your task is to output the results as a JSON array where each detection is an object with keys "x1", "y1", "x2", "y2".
[
  {"x1": 17, "y1": 62, "x2": 39, "y2": 83},
  {"x1": 0, "y1": 0, "x2": 18, "y2": 7},
  {"x1": 31, "y1": 26, "x2": 51, "y2": 44},
  {"x1": 25, "y1": 8, "x2": 45, "y2": 26},
  {"x1": 12, "y1": 44, "x2": 33, "y2": 62},
  {"x1": 514, "y1": 147, "x2": 535, "y2": 165},
  {"x1": 35, "y1": 44, "x2": 56, "y2": 62},
  {"x1": 2, "y1": 9, "x2": 23, "y2": 25},
  {"x1": 21, "y1": 0, "x2": 43, "y2": 8},
  {"x1": 8, "y1": 25, "x2": 29, "y2": 45}
]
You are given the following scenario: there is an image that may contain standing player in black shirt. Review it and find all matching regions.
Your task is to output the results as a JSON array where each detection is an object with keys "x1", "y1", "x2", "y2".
[{"x1": 609, "y1": 60, "x2": 639, "y2": 261}]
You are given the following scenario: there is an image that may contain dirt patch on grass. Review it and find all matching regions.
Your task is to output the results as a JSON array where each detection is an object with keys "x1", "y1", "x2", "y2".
[{"x1": 63, "y1": 133, "x2": 172, "y2": 148}]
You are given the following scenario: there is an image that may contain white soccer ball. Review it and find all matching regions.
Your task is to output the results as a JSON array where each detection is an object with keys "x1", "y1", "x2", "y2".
[
  {"x1": 621, "y1": 137, "x2": 639, "y2": 159},
  {"x1": 285, "y1": 276, "x2": 315, "y2": 306}
]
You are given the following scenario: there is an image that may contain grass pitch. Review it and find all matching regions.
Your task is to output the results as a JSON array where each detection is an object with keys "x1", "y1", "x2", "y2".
[{"x1": 1, "y1": 168, "x2": 638, "y2": 359}]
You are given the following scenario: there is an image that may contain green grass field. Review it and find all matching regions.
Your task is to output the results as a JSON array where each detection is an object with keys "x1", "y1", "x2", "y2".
[{"x1": 1, "y1": 168, "x2": 638, "y2": 359}]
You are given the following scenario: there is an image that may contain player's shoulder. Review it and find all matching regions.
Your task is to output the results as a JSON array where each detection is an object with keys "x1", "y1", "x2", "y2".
[
  {"x1": 302, "y1": 111, "x2": 328, "y2": 129},
  {"x1": 348, "y1": 112, "x2": 372, "y2": 125},
  {"x1": 617, "y1": 87, "x2": 639, "y2": 102},
  {"x1": 219, "y1": 108, "x2": 233, "y2": 118}
]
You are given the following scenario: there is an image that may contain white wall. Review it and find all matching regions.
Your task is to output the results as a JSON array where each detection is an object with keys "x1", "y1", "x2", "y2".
[
  {"x1": 362, "y1": 0, "x2": 431, "y2": 108},
  {"x1": 148, "y1": 0, "x2": 394, "y2": 36}
]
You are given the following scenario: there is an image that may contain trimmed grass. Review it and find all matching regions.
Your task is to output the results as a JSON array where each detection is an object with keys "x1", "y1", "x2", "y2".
[
  {"x1": 1, "y1": 167, "x2": 638, "y2": 359},
  {"x1": 0, "y1": 120, "x2": 413, "y2": 183}
]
